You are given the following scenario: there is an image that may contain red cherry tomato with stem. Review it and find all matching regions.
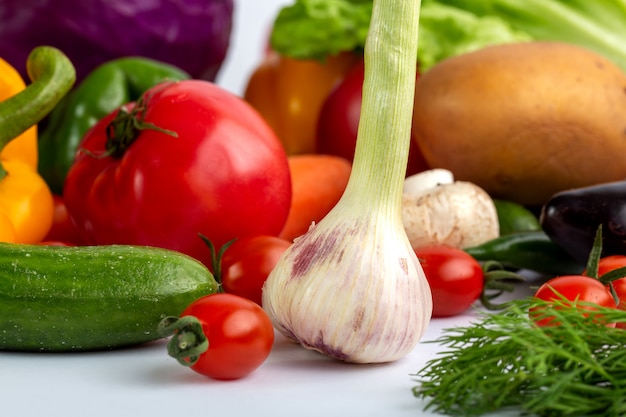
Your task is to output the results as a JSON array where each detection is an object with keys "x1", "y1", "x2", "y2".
[{"x1": 159, "y1": 293, "x2": 274, "y2": 381}]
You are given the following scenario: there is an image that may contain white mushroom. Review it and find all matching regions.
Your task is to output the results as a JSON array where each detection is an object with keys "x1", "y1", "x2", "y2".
[{"x1": 402, "y1": 169, "x2": 499, "y2": 249}]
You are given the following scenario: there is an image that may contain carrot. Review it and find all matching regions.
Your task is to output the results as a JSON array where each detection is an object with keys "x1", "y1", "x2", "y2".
[{"x1": 279, "y1": 154, "x2": 352, "y2": 242}]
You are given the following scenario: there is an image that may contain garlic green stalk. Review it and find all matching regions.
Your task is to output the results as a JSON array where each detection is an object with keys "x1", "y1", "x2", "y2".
[{"x1": 262, "y1": 0, "x2": 431, "y2": 364}]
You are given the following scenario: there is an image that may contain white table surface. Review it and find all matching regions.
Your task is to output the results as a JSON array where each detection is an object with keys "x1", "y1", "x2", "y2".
[{"x1": 3, "y1": 2, "x2": 530, "y2": 416}]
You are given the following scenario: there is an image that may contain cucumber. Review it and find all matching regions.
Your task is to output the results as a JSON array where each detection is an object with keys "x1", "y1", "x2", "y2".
[{"x1": 0, "y1": 243, "x2": 218, "y2": 352}]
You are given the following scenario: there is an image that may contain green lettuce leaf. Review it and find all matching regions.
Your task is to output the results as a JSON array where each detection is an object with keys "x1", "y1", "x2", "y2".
[
  {"x1": 439, "y1": 0, "x2": 626, "y2": 72},
  {"x1": 270, "y1": 0, "x2": 372, "y2": 60},
  {"x1": 270, "y1": 0, "x2": 626, "y2": 73},
  {"x1": 417, "y1": 2, "x2": 530, "y2": 71}
]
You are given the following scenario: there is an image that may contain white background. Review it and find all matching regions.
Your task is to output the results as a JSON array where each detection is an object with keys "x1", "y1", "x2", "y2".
[
  {"x1": 2, "y1": 2, "x2": 529, "y2": 416},
  {"x1": 217, "y1": 0, "x2": 293, "y2": 96}
]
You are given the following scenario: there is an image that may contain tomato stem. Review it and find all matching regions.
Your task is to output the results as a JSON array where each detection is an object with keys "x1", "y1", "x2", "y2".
[
  {"x1": 584, "y1": 225, "x2": 603, "y2": 279},
  {"x1": 198, "y1": 233, "x2": 237, "y2": 291},
  {"x1": 158, "y1": 315, "x2": 208, "y2": 367},
  {"x1": 480, "y1": 260, "x2": 526, "y2": 310},
  {"x1": 99, "y1": 85, "x2": 178, "y2": 159},
  {"x1": 583, "y1": 225, "x2": 623, "y2": 306}
]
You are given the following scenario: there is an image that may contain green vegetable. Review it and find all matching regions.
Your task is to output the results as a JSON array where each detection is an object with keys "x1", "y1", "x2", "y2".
[
  {"x1": 492, "y1": 198, "x2": 541, "y2": 235},
  {"x1": 38, "y1": 57, "x2": 190, "y2": 194},
  {"x1": 271, "y1": 0, "x2": 626, "y2": 73},
  {"x1": 441, "y1": 0, "x2": 626, "y2": 73},
  {"x1": 413, "y1": 297, "x2": 626, "y2": 417},
  {"x1": 0, "y1": 242, "x2": 217, "y2": 352},
  {"x1": 271, "y1": 0, "x2": 528, "y2": 70},
  {"x1": 270, "y1": 0, "x2": 372, "y2": 60},
  {"x1": 464, "y1": 231, "x2": 584, "y2": 276}
]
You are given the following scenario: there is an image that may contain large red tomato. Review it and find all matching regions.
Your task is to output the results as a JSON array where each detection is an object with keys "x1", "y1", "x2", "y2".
[{"x1": 64, "y1": 80, "x2": 292, "y2": 267}]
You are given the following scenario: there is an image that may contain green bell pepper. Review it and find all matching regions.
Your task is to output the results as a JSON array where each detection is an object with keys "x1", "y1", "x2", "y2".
[{"x1": 38, "y1": 57, "x2": 190, "y2": 194}]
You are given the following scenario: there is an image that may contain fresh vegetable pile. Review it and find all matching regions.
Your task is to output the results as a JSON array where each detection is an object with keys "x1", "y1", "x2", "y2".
[{"x1": 2, "y1": 0, "x2": 626, "y2": 409}]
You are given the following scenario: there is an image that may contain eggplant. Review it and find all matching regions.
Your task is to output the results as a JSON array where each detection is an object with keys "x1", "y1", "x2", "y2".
[{"x1": 540, "y1": 181, "x2": 626, "y2": 264}]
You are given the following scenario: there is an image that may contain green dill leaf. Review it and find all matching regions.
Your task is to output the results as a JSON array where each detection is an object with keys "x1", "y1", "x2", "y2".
[{"x1": 412, "y1": 298, "x2": 626, "y2": 416}]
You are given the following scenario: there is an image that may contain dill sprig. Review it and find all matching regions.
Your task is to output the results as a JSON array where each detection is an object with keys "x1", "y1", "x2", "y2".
[{"x1": 412, "y1": 297, "x2": 626, "y2": 417}]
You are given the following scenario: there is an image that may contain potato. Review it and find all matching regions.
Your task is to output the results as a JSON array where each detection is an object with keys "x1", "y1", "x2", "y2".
[{"x1": 412, "y1": 41, "x2": 626, "y2": 206}]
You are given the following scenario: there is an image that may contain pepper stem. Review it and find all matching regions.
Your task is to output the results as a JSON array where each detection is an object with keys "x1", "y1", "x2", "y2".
[{"x1": 0, "y1": 46, "x2": 75, "y2": 180}]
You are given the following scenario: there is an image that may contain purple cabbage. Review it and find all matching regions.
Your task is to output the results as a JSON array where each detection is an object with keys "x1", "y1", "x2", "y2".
[{"x1": 0, "y1": 0, "x2": 234, "y2": 82}]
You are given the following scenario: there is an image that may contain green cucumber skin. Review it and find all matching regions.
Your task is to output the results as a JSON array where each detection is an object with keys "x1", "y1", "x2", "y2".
[{"x1": 0, "y1": 243, "x2": 218, "y2": 352}]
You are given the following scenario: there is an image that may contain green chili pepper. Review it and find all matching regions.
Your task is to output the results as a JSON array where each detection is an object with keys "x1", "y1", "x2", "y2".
[
  {"x1": 492, "y1": 198, "x2": 541, "y2": 235},
  {"x1": 38, "y1": 57, "x2": 190, "y2": 194},
  {"x1": 465, "y1": 231, "x2": 584, "y2": 276}
]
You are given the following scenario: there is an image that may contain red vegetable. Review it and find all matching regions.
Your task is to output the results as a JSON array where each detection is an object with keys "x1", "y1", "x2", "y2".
[
  {"x1": 42, "y1": 194, "x2": 83, "y2": 245},
  {"x1": 595, "y1": 255, "x2": 626, "y2": 328},
  {"x1": 159, "y1": 293, "x2": 275, "y2": 380},
  {"x1": 532, "y1": 275, "x2": 617, "y2": 327},
  {"x1": 221, "y1": 235, "x2": 292, "y2": 306},
  {"x1": 64, "y1": 80, "x2": 292, "y2": 267},
  {"x1": 414, "y1": 245, "x2": 484, "y2": 317},
  {"x1": 316, "y1": 59, "x2": 429, "y2": 176}
]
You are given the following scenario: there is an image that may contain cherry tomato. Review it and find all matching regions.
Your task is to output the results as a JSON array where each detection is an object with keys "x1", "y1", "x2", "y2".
[
  {"x1": 64, "y1": 80, "x2": 292, "y2": 268},
  {"x1": 414, "y1": 245, "x2": 484, "y2": 317},
  {"x1": 532, "y1": 275, "x2": 617, "y2": 327},
  {"x1": 596, "y1": 255, "x2": 626, "y2": 277},
  {"x1": 166, "y1": 293, "x2": 275, "y2": 381},
  {"x1": 221, "y1": 235, "x2": 292, "y2": 305},
  {"x1": 42, "y1": 194, "x2": 83, "y2": 245},
  {"x1": 316, "y1": 59, "x2": 430, "y2": 177},
  {"x1": 593, "y1": 255, "x2": 626, "y2": 328}
]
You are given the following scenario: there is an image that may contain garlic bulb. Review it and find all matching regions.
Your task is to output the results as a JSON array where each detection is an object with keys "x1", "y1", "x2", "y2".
[
  {"x1": 262, "y1": 0, "x2": 432, "y2": 364},
  {"x1": 262, "y1": 205, "x2": 431, "y2": 363}
]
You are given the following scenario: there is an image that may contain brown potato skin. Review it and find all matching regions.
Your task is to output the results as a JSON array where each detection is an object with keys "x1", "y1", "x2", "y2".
[{"x1": 412, "y1": 41, "x2": 626, "y2": 206}]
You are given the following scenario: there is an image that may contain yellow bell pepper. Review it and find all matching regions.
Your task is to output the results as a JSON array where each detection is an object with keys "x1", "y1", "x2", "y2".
[
  {"x1": 0, "y1": 46, "x2": 75, "y2": 243},
  {"x1": 0, "y1": 56, "x2": 38, "y2": 169}
]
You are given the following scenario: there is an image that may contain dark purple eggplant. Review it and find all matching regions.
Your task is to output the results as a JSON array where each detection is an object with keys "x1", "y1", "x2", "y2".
[{"x1": 540, "y1": 181, "x2": 626, "y2": 264}]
